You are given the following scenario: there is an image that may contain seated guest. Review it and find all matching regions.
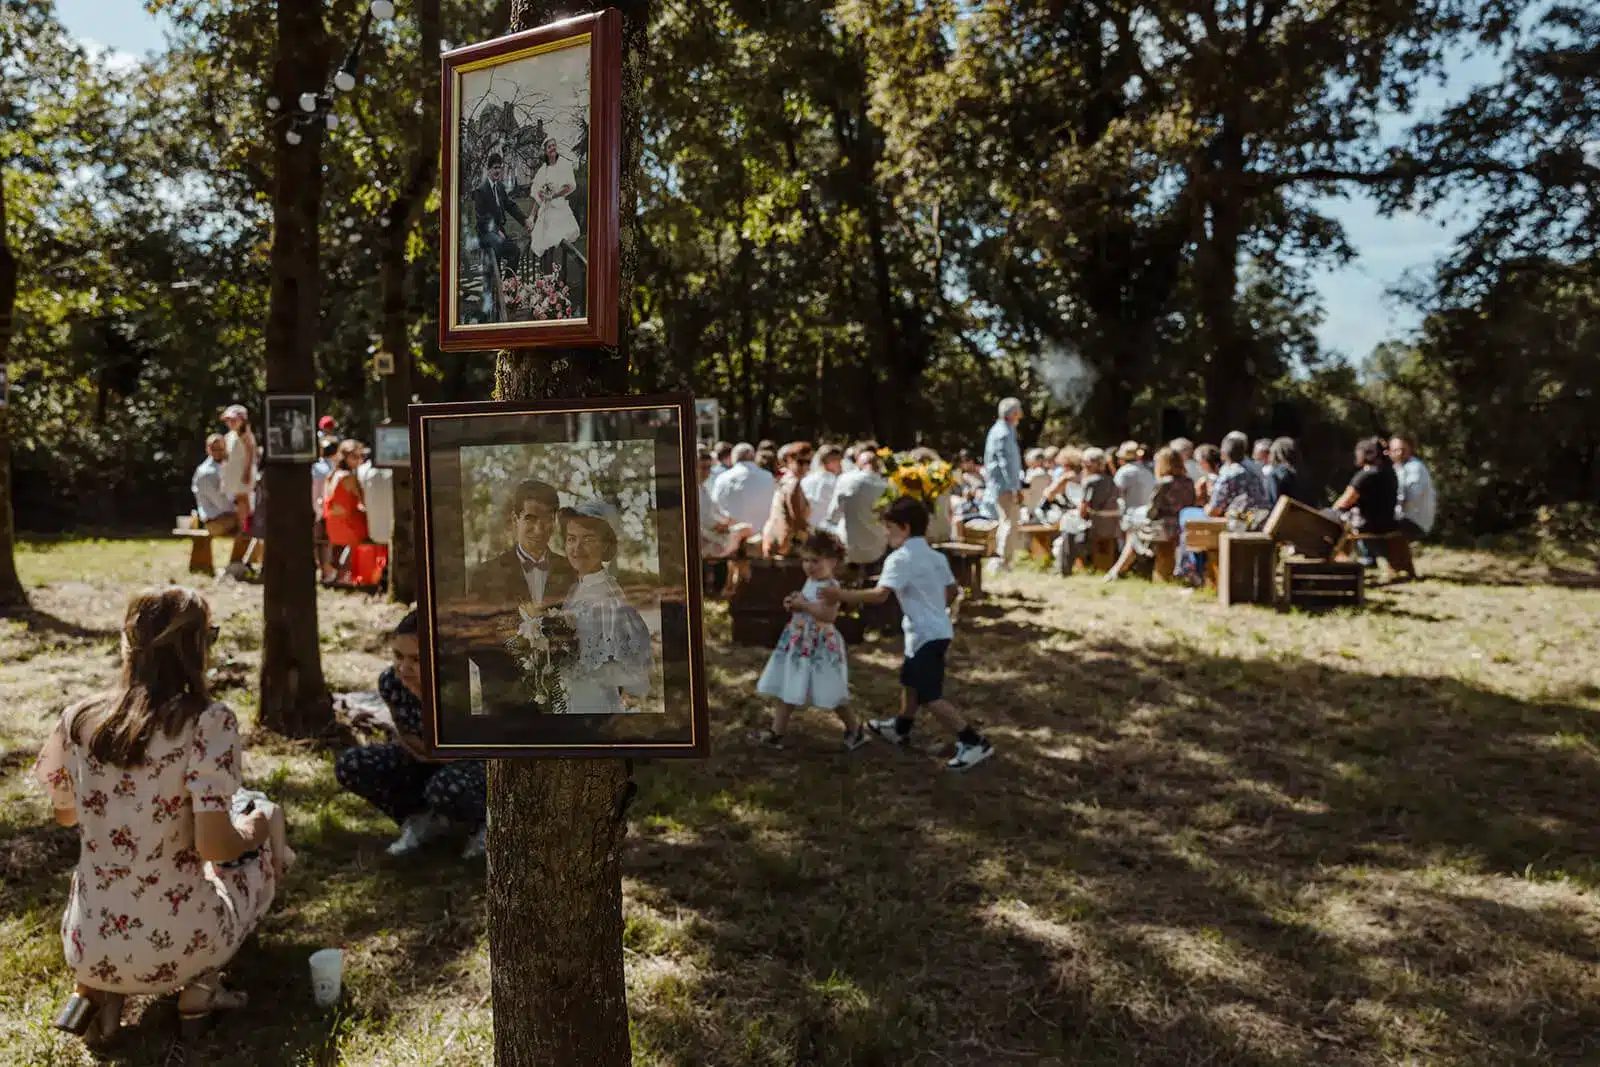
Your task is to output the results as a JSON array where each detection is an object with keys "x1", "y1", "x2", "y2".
[
  {"x1": 1057, "y1": 447, "x2": 1118, "y2": 570},
  {"x1": 321, "y1": 440, "x2": 368, "y2": 583},
  {"x1": 191, "y1": 435, "x2": 248, "y2": 570},
  {"x1": 699, "y1": 448, "x2": 752, "y2": 560},
  {"x1": 1265, "y1": 436, "x2": 1309, "y2": 505},
  {"x1": 1206, "y1": 435, "x2": 1270, "y2": 528},
  {"x1": 36, "y1": 588, "x2": 291, "y2": 1045},
  {"x1": 1170, "y1": 436, "x2": 1204, "y2": 484},
  {"x1": 1223, "y1": 430, "x2": 1263, "y2": 483},
  {"x1": 1253, "y1": 438, "x2": 1274, "y2": 483},
  {"x1": 336, "y1": 612, "x2": 487, "y2": 858},
  {"x1": 709, "y1": 441, "x2": 734, "y2": 480},
  {"x1": 1389, "y1": 435, "x2": 1436, "y2": 540},
  {"x1": 711, "y1": 443, "x2": 776, "y2": 535},
  {"x1": 1331, "y1": 437, "x2": 1399, "y2": 566},
  {"x1": 802, "y1": 444, "x2": 844, "y2": 528},
  {"x1": 826, "y1": 448, "x2": 890, "y2": 565},
  {"x1": 1113, "y1": 440, "x2": 1156, "y2": 510},
  {"x1": 755, "y1": 448, "x2": 779, "y2": 475},
  {"x1": 1022, "y1": 448, "x2": 1052, "y2": 516},
  {"x1": 763, "y1": 442, "x2": 813, "y2": 557},
  {"x1": 1192, "y1": 443, "x2": 1221, "y2": 507},
  {"x1": 1106, "y1": 446, "x2": 1196, "y2": 580}
]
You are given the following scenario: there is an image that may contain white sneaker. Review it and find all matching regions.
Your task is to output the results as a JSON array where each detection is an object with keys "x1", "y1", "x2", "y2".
[
  {"x1": 946, "y1": 739, "x2": 994, "y2": 771},
  {"x1": 386, "y1": 813, "x2": 449, "y2": 856},
  {"x1": 866, "y1": 718, "x2": 910, "y2": 747},
  {"x1": 461, "y1": 825, "x2": 486, "y2": 860}
]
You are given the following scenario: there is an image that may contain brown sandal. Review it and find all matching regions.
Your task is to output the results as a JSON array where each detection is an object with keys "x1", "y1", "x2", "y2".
[{"x1": 177, "y1": 973, "x2": 248, "y2": 1040}]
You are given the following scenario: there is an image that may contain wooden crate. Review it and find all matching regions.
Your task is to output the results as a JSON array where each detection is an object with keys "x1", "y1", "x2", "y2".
[
  {"x1": 936, "y1": 542, "x2": 985, "y2": 599},
  {"x1": 1264, "y1": 496, "x2": 1342, "y2": 559},
  {"x1": 1183, "y1": 518, "x2": 1229, "y2": 553},
  {"x1": 1219, "y1": 532, "x2": 1276, "y2": 606},
  {"x1": 1281, "y1": 556, "x2": 1365, "y2": 610},
  {"x1": 1018, "y1": 523, "x2": 1056, "y2": 563},
  {"x1": 728, "y1": 558, "x2": 806, "y2": 647}
]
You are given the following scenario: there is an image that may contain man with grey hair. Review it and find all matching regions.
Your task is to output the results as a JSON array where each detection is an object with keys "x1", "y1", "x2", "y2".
[
  {"x1": 1170, "y1": 436, "x2": 1203, "y2": 483},
  {"x1": 711, "y1": 441, "x2": 775, "y2": 535},
  {"x1": 983, "y1": 397, "x2": 1024, "y2": 571}
]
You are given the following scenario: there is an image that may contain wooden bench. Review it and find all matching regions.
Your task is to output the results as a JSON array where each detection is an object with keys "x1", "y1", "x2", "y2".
[
  {"x1": 1218, "y1": 532, "x2": 1276, "y2": 606},
  {"x1": 936, "y1": 541, "x2": 985, "y2": 600},
  {"x1": 1017, "y1": 523, "x2": 1057, "y2": 563},
  {"x1": 1281, "y1": 556, "x2": 1364, "y2": 610},
  {"x1": 1349, "y1": 531, "x2": 1417, "y2": 580},
  {"x1": 1183, "y1": 517, "x2": 1229, "y2": 588},
  {"x1": 172, "y1": 526, "x2": 214, "y2": 574}
]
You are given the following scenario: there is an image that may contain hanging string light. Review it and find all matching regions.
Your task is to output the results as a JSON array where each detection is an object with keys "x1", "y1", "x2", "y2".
[{"x1": 269, "y1": 1, "x2": 395, "y2": 145}]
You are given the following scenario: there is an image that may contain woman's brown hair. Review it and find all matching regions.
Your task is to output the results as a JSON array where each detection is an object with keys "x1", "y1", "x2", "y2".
[
  {"x1": 336, "y1": 438, "x2": 363, "y2": 471},
  {"x1": 1153, "y1": 446, "x2": 1182, "y2": 479},
  {"x1": 70, "y1": 588, "x2": 213, "y2": 766}
]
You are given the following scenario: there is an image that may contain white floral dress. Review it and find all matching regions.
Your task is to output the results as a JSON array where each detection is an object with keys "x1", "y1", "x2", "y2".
[
  {"x1": 33, "y1": 701, "x2": 277, "y2": 994},
  {"x1": 561, "y1": 570, "x2": 654, "y2": 714},
  {"x1": 757, "y1": 578, "x2": 850, "y2": 709}
]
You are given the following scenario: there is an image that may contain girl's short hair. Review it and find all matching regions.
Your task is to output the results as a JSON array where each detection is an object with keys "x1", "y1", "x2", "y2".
[
  {"x1": 1195, "y1": 443, "x2": 1222, "y2": 471},
  {"x1": 798, "y1": 529, "x2": 845, "y2": 560}
]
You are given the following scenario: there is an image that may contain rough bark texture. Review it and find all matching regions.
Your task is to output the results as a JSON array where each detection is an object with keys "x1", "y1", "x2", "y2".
[
  {"x1": 486, "y1": 2, "x2": 647, "y2": 1065},
  {"x1": 0, "y1": 175, "x2": 25, "y2": 613},
  {"x1": 258, "y1": 0, "x2": 332, "y2": 736}
]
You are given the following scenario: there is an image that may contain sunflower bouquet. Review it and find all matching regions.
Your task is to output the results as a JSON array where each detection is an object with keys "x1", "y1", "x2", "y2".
[{"x1": 877, "y1": 449, "x2": 958, "y2": 512}]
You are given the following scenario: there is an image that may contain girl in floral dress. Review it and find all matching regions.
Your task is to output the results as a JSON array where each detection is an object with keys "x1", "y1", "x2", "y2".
[
  {"x1": 754, "y1": 531, "x2": 866, "y2": 750},
  {"x1": 35, "y1": 588, "x2": 290, "y2": 1045}
]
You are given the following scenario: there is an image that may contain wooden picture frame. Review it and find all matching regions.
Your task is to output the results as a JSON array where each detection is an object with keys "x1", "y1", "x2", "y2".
[
  {"x1": 262, "y1": 394, "x2": 317, "y2": 464},
  {"x1": 372, "y1": 422, "x2": 411, "y2": 468},
  {"x1": 409, "y1": 393, "x2": 709, "y2": 759},
  {"x1": 439, "y1": 10, "x2": 621, "y2": 351}
]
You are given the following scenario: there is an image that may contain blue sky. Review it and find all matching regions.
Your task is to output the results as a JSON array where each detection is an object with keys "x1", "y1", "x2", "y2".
[{"x1": 58, "y1": 0, "x2": 1497, "y2": 363}]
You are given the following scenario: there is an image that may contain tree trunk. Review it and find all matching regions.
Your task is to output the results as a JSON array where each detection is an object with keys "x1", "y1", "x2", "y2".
[
  {"x1": 0, "y1": 174, "x2": 25, "y2": 613},
  {"x1": 378, "y1": 0, "x2": 442, "y2": 606},
  {"x1": 1199, "y1": 188, "x2": 1250, "y2": 442},
  {"x1": 258, "y1": 0, "x2": 332, "y2": 737},
  {"x1": 487, "y1": 2, "x2": 645, "y2": 1064}
]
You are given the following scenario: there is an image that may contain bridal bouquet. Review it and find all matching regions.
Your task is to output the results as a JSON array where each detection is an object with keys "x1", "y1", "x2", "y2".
[
  {"x1": 503, "y1": 267, "x2": 574, "y2": 321},
  {"x1": 501, "y1": 602, "x2": 579, "y2": 713}
]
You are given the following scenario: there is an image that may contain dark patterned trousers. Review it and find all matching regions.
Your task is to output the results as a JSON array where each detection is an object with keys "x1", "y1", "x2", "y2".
[{"x1": 333, "y1": 744, "x2": 486, "y2": 827}]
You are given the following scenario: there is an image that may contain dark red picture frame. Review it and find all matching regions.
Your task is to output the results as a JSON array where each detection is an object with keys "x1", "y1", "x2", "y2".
[
  {"x1": 407, "y1": 393, "x2": 710, "y2": 760},
  {"x1": 438, "y1": 10, "x2": 621, "y2": 351}
]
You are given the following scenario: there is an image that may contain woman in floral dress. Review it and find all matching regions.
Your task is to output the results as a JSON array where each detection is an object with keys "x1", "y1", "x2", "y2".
[{"x1": 35, "y1": 588, "x2": 290, "y2": 1045}]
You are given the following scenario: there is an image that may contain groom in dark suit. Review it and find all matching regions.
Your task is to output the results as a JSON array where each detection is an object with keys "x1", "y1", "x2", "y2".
[
  {"x1": 464, "y1": 479, "x2": 577, "y2": 715},
  {"x1": 473, "y1": 153, "x2": 529, "y2": 274}
]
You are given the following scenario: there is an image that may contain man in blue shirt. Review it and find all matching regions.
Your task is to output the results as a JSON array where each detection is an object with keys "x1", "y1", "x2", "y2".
[
  {"x1": 982, "y1": 397, "x2": 1024, "y2": 571},
  {"x1": 191, "y1": 434, "x2": 236, "y2": 533}
]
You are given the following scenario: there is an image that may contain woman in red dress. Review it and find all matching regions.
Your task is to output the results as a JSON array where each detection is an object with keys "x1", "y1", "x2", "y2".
[{"x1": 320, "y1": 439, "x2": 368, "y2": 582}]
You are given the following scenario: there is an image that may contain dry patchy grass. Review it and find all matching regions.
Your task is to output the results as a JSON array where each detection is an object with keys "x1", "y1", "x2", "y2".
[{"x1": 2, "y1": 538, "x2": 1598, "y2": 1065}]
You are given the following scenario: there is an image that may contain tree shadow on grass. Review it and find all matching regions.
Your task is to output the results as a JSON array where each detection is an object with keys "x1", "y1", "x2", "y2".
[{"x1": 624, "y1": 627, "x2": 1600, "y2": 1065}]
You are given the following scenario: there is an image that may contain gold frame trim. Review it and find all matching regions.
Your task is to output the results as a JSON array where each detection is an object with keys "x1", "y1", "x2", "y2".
[{"x1": 416, "y1": 403, "x2": 702, "y2": 750}]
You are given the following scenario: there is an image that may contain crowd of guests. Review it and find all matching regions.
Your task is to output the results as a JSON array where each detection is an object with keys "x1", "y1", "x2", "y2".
[{"x1": 187, "y1": 406, "x2": 389, "y2": 585}]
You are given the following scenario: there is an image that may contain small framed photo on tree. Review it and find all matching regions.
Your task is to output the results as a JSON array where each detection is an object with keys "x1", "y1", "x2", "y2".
[
  {"x1": 262, "y1": 394, "x2": 317, "y2": 464},
  {"x1": 438, "y1": 9, "x2": 621, "y2": 351},
  {"x1": 409, "y1": 394, "x2": 709, "y2": 759},
  {"x1": 372, "y1": 422, "x2": 411, "y2": 468}
]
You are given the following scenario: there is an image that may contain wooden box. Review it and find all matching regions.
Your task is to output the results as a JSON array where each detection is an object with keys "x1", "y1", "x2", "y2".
[
  {"x1": 728, "y1": 558, "x2": 806, "y2": 647},
  {"x1": 1219, "y1": 532, "x2": 1276, "y2": 606},
  {"x1": 1281, "y1": 556, "x2": 1365, "y2": 610},
  {"x1": 1264, "y1": 496, "x2": 1342, "y2": 559}
]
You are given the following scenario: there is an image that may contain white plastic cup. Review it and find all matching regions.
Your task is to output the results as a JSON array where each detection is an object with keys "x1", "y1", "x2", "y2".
[{"x1": 308, "y1": 948, "x2": 344, "y2": 1007}]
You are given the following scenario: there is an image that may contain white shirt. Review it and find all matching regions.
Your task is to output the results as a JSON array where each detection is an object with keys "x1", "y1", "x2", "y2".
[
  {"x1": 1184, "y1": 458, "x2": 1205, "y2": 483},
  {"x1": 800, "y1": 469, "x2": 838, "y2": 528},
  {"x1": 358, "y1": 461, "x2": 394, "y2": 544},
  {"x1": 191, "y1": 458, "x2": 232, "y2": 521},
  {"x1": 827, "y1": 468, "x2": 889, "y2": 564},
  {"x1": 516, "y1": 544, "x2": 555, "y2": 603},
  {"x1": 710, "y1": 461, "x2": 776, "y2": 532},
  {"x1": 878, "y1": 536, "x2": 956, "y2": 657},
  {"x1": 310, "y1": 457, "x2": 333, "y2": 511},
  {"x1": 221, "y1": 429, "x2": 252, "y2": 497},
  {"x1": 1113, "y1": 463, "x2": 1156, "y2": 510},
  {"x1": 1396, "y1": 455, "x2": 1436, "y2": 534}
]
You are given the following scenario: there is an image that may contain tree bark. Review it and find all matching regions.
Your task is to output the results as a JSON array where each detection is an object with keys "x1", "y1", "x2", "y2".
[
  {"x1": 378, "y1": 0, "x2": 442, "y2": 606},
  {"x1": 258, "y1": 0, "x2": 332, "y2": 737},
  {"x1": 0, "y1": 173, "x2": 26, "y2": 613},
  {"x1": 1198, "y1": 186, "x2": 1250, "y2": 442},
  {"x1": 487, "y1": 2, "x2": 645, "y2": 1065}
]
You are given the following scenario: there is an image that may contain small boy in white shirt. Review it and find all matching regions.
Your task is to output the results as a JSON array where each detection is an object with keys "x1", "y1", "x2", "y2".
[{"x1": 822, "y1": 497, "x2": 995, "y2": 771}]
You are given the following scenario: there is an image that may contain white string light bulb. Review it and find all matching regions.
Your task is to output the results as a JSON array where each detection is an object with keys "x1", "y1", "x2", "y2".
[
  {"x1": 286, "y1": 130, "x2": 303, "y2": 145},
  {"x1": 370, "y1": 1, "x2": 395, "y2": 18},
  {"x1": 326, "y1": 113, "x2": 339, "y2": 130},
  {"x1": 266, "y1": 95, "x2": 281, "y2": 111},
  {"x1": 334, "y1": 70, "x2": 356, "y2": 92},
  {"x1": 299, "y1": 92, "x2": 318, "y2": 112}
]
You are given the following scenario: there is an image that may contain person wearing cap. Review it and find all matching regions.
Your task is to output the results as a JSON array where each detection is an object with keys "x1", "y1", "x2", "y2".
[
  {"x1": 317, "y1": 415, "x2": 339, "y2": 450},
  {"x1": 1112, "y1": 440, "x2": 1156, "y2": 510},
  {"x1": 219, "y1": 405, "x2": 257, "y2": 575},
  {"x1": 558, "y1": 501, "x2": 654, "y2": 715}
]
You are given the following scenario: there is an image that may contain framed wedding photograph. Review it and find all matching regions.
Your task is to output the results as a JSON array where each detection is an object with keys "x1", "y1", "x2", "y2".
[
  {"x1": 263, "y1": 394, "x2": 317, "y2": 464},
  {"x1": 372, "y1": 423, "x2": 411, "y2": 468},
  {"x1": 438, "y1": 9, "x2": 621, "y2": 352},
  {"x1": 409, "y1": 394, "x2": 708, "y2": 758}
]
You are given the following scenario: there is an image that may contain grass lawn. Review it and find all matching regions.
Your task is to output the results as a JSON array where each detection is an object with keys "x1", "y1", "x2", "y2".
[{"x1": 2, "y1": 536, "x2": 1599, "y2": 1066}]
